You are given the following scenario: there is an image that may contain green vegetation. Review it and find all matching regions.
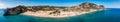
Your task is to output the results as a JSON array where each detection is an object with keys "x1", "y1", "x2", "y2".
[{"x1": 3, "y1": 2, "x2": 105, "y2": 16}]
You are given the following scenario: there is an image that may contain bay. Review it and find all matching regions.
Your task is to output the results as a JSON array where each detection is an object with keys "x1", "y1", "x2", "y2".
[{"x1": 0, "y1": 8, "x2": 120, "y2": 22}]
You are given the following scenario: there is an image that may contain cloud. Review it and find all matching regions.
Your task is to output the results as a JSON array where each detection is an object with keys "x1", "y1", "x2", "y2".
[
  {"x1": 0, "y1": 3, "x2": 7, "y2": 9},
  {"x1": 0, "y1": 0, "x2": 4, "y2": 7},
  {"x1": 0, "y1": 3, "x2": 4, "y2": 6}
]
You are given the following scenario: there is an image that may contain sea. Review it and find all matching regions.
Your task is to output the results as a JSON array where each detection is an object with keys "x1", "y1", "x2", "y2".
[{"x1": 0, "y1": 8, "x2": 120, "y2": 22}]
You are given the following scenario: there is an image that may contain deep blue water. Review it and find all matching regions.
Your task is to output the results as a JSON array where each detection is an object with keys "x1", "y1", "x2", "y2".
[{"x1": 0, "y1": 8, "x2": 120, "y2": 22}]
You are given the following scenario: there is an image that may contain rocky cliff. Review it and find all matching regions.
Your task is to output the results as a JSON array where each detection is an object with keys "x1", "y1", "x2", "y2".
[{"x1": 3, "y1": 2, "x2": 106, "y2": 16}]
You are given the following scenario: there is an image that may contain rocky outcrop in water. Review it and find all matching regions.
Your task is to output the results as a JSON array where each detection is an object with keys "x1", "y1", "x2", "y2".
[
  {"x1": 4, "y1": 5, "x2": 27, "y2": 16},
  {"x1": 3, "y1": 2, "x2": 106, "y2": 16}
]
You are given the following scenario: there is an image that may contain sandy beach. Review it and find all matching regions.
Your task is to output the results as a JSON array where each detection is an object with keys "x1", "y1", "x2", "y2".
[{"x1": 22, "y1": 9, "x2": 98, "y2": 18}]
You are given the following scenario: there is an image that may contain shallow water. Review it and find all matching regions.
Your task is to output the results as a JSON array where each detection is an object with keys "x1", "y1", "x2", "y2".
[{"x1": 0, "y1": 8, "x2": 120, "y2": 22}]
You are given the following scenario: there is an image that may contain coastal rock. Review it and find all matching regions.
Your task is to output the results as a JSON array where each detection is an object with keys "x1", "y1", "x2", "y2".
[{"x1": 4, "y1": 5, "x2": 27, "y2": 16}]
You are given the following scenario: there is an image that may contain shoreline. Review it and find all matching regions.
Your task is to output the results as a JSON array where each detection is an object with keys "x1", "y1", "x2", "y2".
[
  {"x1": 22, "y1": 10, "x2": 100, "y2": 18},
  {"x1": 3, "y1": 2, "x2": 106, "y2": 17}
]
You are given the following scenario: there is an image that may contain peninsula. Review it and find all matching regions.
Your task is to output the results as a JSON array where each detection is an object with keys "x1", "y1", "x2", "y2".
[{"x1": 3, "y1": 2, "x2": 106, "y2": 18}]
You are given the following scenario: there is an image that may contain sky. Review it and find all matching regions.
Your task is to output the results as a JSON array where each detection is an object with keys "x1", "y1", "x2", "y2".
[{"x1": 0, "y1": 0, "x2": 120, "y2": 9}]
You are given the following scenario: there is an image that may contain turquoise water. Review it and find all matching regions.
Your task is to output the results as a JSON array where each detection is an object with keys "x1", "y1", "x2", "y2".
[{"x1": 0, "y1": 8, "x2": 120, "y2": 22}]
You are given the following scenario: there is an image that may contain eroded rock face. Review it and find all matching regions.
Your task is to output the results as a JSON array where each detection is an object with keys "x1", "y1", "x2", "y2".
[
  {"x1": 3, "y1": 2, "x2": 106, "y2": 16},
  {"x1": 74, "y1": 2, "x2": 105, "y2": 10},
  {"x1": 4, "y1": 5, "x2": 27, "y2": 16}
]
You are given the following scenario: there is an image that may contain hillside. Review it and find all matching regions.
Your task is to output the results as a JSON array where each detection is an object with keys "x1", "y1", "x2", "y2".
[{"x1": 3, "y1": 2, "x2": 105, "y2": 17}]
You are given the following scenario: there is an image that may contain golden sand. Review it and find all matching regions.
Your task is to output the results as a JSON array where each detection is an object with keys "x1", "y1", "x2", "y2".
[{"x1": 22, "y1": 10, "x2": 97, "y2": 18}]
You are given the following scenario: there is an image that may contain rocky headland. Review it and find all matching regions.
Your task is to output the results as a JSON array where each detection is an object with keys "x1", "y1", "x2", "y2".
[{"x1": 3, "y1": 2, "x2": 106, "y2": 18}]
